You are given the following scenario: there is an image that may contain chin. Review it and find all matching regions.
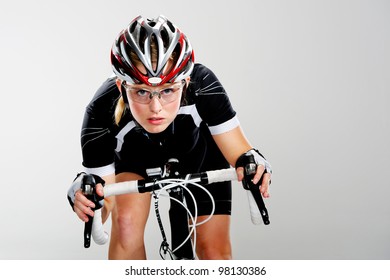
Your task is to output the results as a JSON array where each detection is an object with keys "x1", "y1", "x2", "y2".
[{"x1": 143, "y1": 124, "x2": 169, "y2": 134}]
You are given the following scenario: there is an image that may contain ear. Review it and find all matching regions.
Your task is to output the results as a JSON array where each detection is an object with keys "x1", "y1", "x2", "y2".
[
  {"x1": 185, "y1": 77, "x2": 191, "y2": 87},
  {"x1": 116, "y1": 78, "x2": 130, "y2": 106},
  {"x1": 115, "y1": 78, "x2": 123, "y2": 92}
]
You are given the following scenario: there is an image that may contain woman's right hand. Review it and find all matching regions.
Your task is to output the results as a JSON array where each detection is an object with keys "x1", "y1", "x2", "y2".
[{"x1": 73, "y1": 183, "x2": 104, "y2": 222}]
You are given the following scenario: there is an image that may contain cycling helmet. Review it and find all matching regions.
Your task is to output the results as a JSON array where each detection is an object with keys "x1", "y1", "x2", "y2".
[{"x1": 111, "y1": 15, "x2": 194, "y2": 86}]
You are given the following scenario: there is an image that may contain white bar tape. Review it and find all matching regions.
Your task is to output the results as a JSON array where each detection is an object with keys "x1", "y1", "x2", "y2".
[
  {"x1": 103, "y1": 181, "x2": 140, "y2": 198},
  {"x1": 246, "y1": 191, "x2": 262, "y2": 225},
  {"x1": 91, "y1": 209, "x2": 109, "y2": 245},
  {"x1": 206, "y1": 168, "x2": 237, "y2": 184}
]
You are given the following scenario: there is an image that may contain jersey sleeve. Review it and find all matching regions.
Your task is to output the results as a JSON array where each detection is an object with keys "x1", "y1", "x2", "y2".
[
  {"x1": 191, "y1": 64, "x2": 239, "y2": 135},
  {"x1": 80, "y1": 78, "x2": 120, "y2": 176}
]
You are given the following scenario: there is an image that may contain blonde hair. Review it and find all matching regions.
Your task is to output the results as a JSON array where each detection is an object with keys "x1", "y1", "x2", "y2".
[{"x1": 114, "y1": 95, "x2": 126, "y2": 125}]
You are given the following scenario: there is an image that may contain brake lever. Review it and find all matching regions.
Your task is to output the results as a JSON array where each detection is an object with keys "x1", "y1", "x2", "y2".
[
  {"x1": 81, "y1": 174, "x2": 103, "y2": 248},
  {"x1": 242, "y1": 154, "x2": 270, "y2": 225}
]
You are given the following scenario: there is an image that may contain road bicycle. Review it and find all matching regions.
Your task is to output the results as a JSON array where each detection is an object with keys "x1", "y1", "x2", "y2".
[{"x1": 81, "y1": 153, "x2": 270, "y2": 259}]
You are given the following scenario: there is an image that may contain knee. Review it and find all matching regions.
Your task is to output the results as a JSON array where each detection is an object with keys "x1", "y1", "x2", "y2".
[
  {"x1": 196, "y1": 242, "x2": 232, "y2": 260},
  {"x1": 113, "y1": 211, "x2": 145, "y2": 247}
]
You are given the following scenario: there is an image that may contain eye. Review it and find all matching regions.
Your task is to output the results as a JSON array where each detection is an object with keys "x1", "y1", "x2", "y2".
[
  {"x1": 160, "y1": 88, "x2": 174, "y2": 95},
  {"x1": 136, "y1": 89, "x2": 149, "y2": 97}
]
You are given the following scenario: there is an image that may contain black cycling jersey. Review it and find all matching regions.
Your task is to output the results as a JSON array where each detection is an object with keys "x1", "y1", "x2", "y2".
[
  {"x1": 80, "y1": 63, "x2": 239, "y2": 215},
  {"x1": 81, "y1": 63, "x2": 238, "y2": 175}
]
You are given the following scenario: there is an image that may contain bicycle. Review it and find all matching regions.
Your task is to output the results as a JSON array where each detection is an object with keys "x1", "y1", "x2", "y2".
[{"x1": 81, "y1": 153, "x2": 270, "y2": 260}]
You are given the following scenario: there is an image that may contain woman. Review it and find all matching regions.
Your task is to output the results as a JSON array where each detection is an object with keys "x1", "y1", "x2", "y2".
[{"x1": 68, "y1": 15, "x2": 272, "y2": 260}]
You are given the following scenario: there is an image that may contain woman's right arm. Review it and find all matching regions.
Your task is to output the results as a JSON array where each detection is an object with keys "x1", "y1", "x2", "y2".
[{"x1": 72, "y1": 78, "x2": 121, "y2": 222}]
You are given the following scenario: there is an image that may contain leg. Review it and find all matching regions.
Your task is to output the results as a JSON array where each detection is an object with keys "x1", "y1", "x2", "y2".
[
  {"x1": 188, "y1": 125, "x2": 232, "y2": 259},
  {"x1": 108, "y1": 172, "x2": 151, "y2": 259},
  {"x1": 193, "y1": 215, "x2": 232, "y2": 260}
]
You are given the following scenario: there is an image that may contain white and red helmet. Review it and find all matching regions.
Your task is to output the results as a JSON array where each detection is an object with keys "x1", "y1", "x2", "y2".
[{"x1": 111, "y1": 15, "x2": 194, "y2": 86}]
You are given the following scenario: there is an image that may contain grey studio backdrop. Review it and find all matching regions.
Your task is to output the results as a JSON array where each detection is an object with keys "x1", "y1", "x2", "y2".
[{"x1": 0, "y1": 0, "x2": 388, "y2": 259}]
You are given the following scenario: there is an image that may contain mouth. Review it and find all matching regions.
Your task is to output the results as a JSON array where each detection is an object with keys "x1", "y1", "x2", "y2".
[{"x1": 147, "y1": 117, "x2": 164, "y2": 125}]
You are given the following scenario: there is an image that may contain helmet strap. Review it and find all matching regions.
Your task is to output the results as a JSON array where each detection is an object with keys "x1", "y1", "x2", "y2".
[{"x1": 120, "y1": 81, "x2": 130, "y2": 109}]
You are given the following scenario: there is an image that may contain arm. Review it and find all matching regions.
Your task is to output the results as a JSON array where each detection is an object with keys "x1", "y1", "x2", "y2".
[
  {"x1": 212, "y1": 126, "x2": 272, "y2": 198},
  {"x1": 72, "y1": 78, "x2": 120, "y2": 222},
  {"x1": 192, "y1": 64, "x2": 271, "y2": 197}
]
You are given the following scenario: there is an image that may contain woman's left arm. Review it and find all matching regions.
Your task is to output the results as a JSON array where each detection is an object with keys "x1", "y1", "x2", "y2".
[{"x1": 212, "y1": 126, "x2": 272, "y2": 198}]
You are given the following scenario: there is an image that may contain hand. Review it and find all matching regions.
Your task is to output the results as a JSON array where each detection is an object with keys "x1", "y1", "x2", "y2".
[
  {"x1": 236, "y1": 166, "x2": 271, "y2": 198},
  {"x1": 258, "y1": 168, "x2": 271, "y2": 199},
  {"x1": 73, "y1": 183, "x2": 104, "y2": 222},
  {"x1": 235, "y1": 149, "x2": 272, "y2": 199}
]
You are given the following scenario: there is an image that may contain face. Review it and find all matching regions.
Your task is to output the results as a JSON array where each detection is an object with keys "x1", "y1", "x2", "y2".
[{"x1": 117, "y1": 80, "x2": 188, "y2": 134}]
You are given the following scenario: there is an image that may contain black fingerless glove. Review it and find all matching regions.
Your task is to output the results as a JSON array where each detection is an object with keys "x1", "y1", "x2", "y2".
[
  {"x1": 67, "y1": 172, "x2": 105, "y2": 211},
  {"x1": 235, "y1": 148, "x2": 272, "y2": 174}
]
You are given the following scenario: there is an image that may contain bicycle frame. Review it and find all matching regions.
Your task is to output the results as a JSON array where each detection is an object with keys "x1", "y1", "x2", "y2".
[{"x1": 81, "y1": 157, "x2": 270, "y2": 259}]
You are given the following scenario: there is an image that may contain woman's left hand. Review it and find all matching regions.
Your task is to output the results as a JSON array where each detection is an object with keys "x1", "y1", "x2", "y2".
[{"x1": 236, "y1": 164, "x2": 271, "y2": 198}]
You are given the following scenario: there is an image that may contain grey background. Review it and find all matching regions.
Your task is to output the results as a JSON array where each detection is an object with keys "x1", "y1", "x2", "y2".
[{"x1": 0, "y1": 0, "x2": 388, "y2": 259}]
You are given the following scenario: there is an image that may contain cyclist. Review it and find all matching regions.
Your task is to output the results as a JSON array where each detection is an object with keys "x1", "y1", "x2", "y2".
[{"x1": 68, "y1": 15, "x2": 272, "y2": 260}]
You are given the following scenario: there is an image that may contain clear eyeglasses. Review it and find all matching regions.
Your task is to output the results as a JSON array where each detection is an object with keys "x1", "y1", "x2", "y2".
[{"x1": 123, "y1": 81, "x2": 184, "y2": 104}]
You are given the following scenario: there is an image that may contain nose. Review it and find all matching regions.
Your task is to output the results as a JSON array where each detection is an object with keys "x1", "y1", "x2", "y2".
[{"x1": 149, "y1": 95, "x2": 162, "y2": 113}]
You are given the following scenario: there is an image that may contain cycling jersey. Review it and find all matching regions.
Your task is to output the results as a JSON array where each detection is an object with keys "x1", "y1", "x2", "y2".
[{"x1": 80, "y1": 63, "x2": 239, "y2": 215}]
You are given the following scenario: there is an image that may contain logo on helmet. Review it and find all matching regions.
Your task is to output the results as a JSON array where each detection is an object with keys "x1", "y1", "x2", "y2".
[{"x1": 148, "y1": 77, "x2": 162, "y2": 85}]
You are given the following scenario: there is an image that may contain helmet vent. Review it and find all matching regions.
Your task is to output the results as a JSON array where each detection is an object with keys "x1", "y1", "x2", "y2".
[
  {"x1": 129, "y1": 21, "x2": 137, "y2": 33},
  {"x1": 139, "y1": 28, "x2": 147, "y2": 53},
  {"x1": 148, "y1": 18, "x2": 157, "y2": 27},
  {"x1": 166, "y1": 20, "x2": 175, "y2": 33},
  {"x1": 160, "y1": 29, "x2": 169, "y2": 49}
]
